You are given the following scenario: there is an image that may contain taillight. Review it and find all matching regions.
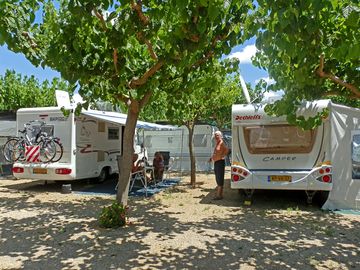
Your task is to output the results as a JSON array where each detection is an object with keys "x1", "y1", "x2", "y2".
[
  {"x1": 12, "y1": 167, "x2": 24, "y2": 173},
  {"x1": 319, "y1": 169, "x2": 324, "y2": 174},
  {"x1": 322, "y1": 175, "x2": 331, "y2": 183},
  {"x1": 55, "y1": 168, "x2": 72, "y2": 175},
  {"x1": 243, "y1": 171, "x2": 248, "y2": 176},
  {"x1": 325, "y1": 167, "x2": 331, "y2": 173},
  {"x1": 233, "y1": 175, "x2": 240, "y2": 182}
]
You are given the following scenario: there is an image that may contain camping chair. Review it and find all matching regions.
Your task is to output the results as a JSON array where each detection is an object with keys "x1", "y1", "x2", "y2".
[
  {"x1": 115, "y1": 169, "x2": 149, "y2": 197},
  {"x1": 129, "y1": 170, "x2": 149, "y2": 196},
  {"x1": 159, "y1": 151, "x2": 173, "y2": 180}
]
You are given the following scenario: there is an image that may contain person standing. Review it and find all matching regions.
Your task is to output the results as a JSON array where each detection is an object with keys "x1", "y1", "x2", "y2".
[{"x1": 209, "y1": 130, "x2": 229, "y2": 200}]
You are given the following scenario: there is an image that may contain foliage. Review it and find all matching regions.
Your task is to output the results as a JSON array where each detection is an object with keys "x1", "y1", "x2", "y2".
[
  {"x1": 99, "y1": 201, "x2": 129, "y2": 228},
  {"x1": 0, "y1": 0, "x2": 255, "y2": 204},
  {"x1": 249, "y1": 0, "x2": 360, "y2": 128},
  {"x1": 0, "y1": 70, "x2": 71, "y2": 111}
]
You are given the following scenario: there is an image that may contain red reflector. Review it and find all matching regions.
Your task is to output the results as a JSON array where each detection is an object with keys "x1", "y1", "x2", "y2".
[
  {"x1": 232, "y1": 168, "x2": 237, "y2": 173},
  {"x1": 319, "y1": 169, "x2": 324, "y2": 174},
  {"x1": 325, "y1": 167, "x2": 331, "y2": 173},
  {"x1": 12, "y1": 167, "x2": 24, "y2": 173},
  {"x1": 55, "y1": 168, "x2": 72, "y2": 175},
  {"x1": 322, "y1": 175, "x2": 331, "y2": 183},
  {"x1": 243, "y1": 171, "x2": 248, "y2": 176},
  {"x1": 233, "y1": 175, "x2": 240, "y2": 182}
]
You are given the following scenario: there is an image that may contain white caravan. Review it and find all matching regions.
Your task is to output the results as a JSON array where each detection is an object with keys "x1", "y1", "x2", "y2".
[
  {"x1": 12, "y1": 107, "x2": 173, "y2": 181},
  {"x1": 231, "y1": 100, "x2": 360, "y2": 209},
  {"x1": 142, "y1": 124, "x2": 219, "y2": 171}
]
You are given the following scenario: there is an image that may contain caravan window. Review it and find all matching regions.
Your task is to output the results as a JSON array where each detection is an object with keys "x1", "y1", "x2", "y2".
[
  {"x1": 352, "y1": 133, "x2": 360, "y2": 179},
  {"x1": 243, "y1": 124, "x2": 317, "y2": 154}
]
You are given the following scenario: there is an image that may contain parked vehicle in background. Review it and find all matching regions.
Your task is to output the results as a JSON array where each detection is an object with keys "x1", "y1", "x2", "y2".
[{"x1": 231, "y1": 99, "x2": 360, "y2": 210}]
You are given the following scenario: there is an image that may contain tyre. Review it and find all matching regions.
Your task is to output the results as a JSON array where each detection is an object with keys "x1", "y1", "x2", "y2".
[
  {"x1": 3, "y1": 138, "x2": 22, "y2": 162},
  {"x1": 38, "y1": 140, "x2": 57, "y2": 163},
  {"x1": 96, "y1": 168, "x2": 108, "y2": 183},
  {"x1": 51, "y1": 140, "x2": 64, "y2": 163}
]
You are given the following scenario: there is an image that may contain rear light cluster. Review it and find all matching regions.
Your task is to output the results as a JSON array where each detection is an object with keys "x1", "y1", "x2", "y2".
[
  {"x1": 12, "y1": 167, "x2": 24, "y2": 173},
  {"x1": 55, "y1": 168, "x2": 72, "y2": 175},
  {"x1": 316, "y1": 166, "x2": 332, "y2": 183},
  {"x1": 231, "y1": 166, "x2": 250, "y2": 182}
]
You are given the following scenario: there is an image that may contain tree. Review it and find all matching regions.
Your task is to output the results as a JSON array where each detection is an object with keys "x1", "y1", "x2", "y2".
[
  {"x1": 249, "y1": 0, "x2": 359, "y2": 128},
  {"x1": 162, "y1": 59, "x2": 240, "y2": 187},
  {"x1": 0, "y1": 1, "x2": 254, "y2": 205},
  {"x1": 0, "y1": 70, "x2": 71, "y2": 111}
]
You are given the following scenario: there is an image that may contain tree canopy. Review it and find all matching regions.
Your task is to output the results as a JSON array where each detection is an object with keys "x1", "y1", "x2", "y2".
[
  {"x1": 251, "y1": 0, "x2": 359, "y2": 127},
  {"x1": 0, "y1": 0, "x2": 254, "y2": 204},
  {"x1": 0, "y1": 70, "x2": 71, "y2": 111}
]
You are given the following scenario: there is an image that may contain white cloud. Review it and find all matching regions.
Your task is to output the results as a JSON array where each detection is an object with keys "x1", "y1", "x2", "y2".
[
  {"x1": 228, "y1": 45, "x2": 257, "y2": 63},
  {"x1": 255, "y1": 76, "x2": 275, "y2": 85}
]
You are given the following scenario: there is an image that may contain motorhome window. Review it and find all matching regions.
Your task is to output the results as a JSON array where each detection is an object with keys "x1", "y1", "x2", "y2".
[
  {"x1": 40, "y1": 125, "x2": 54, "y2": 137},
  {"x1": 193, "y1": 134, "x2": 207, "y2": 147},
  {"x1": 351, "y1": 134, "x2": 360, "y2": 179},
  {"x1": 243, "y1": 124, "x2": 317, "y2": 154},
  {"x1": 108, "y1": 127, "x2": 119, "y2": 140}
]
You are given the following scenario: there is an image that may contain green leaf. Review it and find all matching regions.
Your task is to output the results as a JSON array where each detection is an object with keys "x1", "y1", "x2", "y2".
[{"x1": 208, "y1": 2, "x2": 220, "y2": 20}]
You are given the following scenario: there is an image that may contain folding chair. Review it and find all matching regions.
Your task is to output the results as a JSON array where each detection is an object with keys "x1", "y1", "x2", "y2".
[
  {"x1": 129, "y1": 170, "x2": 148, "y2": 197},
  {"x1": 115, "y1": 170, "x2": 149, "y2": 197},
  {"x1": 159, "y1": 151, "x2": 173, "y2": 180}
]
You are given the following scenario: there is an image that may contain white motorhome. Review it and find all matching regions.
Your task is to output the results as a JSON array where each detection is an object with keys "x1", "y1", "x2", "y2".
[
  {"x1": 231, "y1": 100, "x2": 360, "y2": 209},
  {"x1": 142, "y1": 124, "x2": 219, "y2": 171},
  {"x1": 12, "y1": 107, "x2": 173, "y2": 182}
]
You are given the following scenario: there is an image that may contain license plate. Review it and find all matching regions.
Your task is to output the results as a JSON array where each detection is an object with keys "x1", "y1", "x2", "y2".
[
  {"x1": 33, "y1": 168, "x2": 47, "y2": 174},
  {"x1": 269, "y1": 175, "x2": 292, "y2": 182}
]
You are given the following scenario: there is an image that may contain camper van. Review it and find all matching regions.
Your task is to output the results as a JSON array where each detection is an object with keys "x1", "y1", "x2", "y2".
[
  {"x1": 12, "y1": 107, "x2": 173, "y2": 182},
  {"x1": 142, "y1": 124, "x2": 219, "y2": 171},
  {"x1": 231, "y1": 100, "x2": 360, "y2": 209}
]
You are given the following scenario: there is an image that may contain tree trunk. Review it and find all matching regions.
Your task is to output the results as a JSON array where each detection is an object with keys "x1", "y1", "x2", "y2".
[
  {"x1": 116, "y1": 101, "x2": 140, "y2": 205},
  {"x1": 186, "y1": 124, "x2": 196, "y2": 188}
]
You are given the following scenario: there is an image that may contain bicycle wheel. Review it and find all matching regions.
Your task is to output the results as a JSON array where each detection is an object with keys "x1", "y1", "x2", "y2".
[
  {"x1": 3, "y1": 138, "x2": 22, "y2": 162},
  {"x1": 51, "y1": 140, "x2": 64, "y2": 162},
  {"x1": 38, "y1": 140, "x2": 57, "y2": 163}
]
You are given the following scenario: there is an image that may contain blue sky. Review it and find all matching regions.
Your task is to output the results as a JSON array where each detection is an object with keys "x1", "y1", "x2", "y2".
[{"x1": 0, "y1": 38, "x2": 270, "y2": 87}]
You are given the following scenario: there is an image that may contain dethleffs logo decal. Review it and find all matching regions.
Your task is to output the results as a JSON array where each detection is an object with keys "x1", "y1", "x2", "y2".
[{"x1": 235, "y1": 115, "x2": 261, "y2": 121}]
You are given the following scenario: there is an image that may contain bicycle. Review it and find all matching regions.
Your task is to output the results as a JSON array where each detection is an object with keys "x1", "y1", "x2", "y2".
[{"x1": 3, "y1": 120, "x2": 61, "y2": 163}]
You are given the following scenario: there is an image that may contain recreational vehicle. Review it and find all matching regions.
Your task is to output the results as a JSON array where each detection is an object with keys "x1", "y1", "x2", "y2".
[
  {"x1": 231, "y1": 100, "x2": 360, "y2": 210},
  {"x1": 142, "y1": 124, "x2": 220, "y2": 171},
  {"x1": 12, "y1": 107, "x2": 173, "y2": 182}
]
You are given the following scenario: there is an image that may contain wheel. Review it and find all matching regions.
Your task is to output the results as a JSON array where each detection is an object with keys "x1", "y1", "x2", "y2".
[
  {"x1": 38, "y1": 140, "x2": 57, "y2": 163},
  {"x1": 96, "y1": 168, "x2": 108, "y2": 183},
  {"x1": 3, "y1": 138, "x2": 22, "y2": 162},
  {"x1": 51, "y1": 140, "x2": 64, "y2": 162}
]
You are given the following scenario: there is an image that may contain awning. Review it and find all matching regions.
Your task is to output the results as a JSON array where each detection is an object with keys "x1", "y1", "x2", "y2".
[{"x1": 82, "y1": 110, "x2": 177, "y2": 130}]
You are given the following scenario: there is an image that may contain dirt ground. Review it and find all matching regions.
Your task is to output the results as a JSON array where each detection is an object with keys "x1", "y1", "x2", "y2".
[{"x1": 0, "y1": 169, "x2": 359, "y2": 270}]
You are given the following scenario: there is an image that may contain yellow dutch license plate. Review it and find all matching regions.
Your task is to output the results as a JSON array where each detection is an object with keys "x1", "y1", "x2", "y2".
[
  {"x1": 33, "y1": 168, "x2": 47, "y2": 174},
  {"x1": 269, "y1": 175, "x2": 292, "y2": 182}
]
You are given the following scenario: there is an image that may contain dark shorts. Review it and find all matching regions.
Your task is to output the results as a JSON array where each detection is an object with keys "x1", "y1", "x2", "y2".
[{"x1": 214, "y1": 159, "x2": 225, "y2": 187}]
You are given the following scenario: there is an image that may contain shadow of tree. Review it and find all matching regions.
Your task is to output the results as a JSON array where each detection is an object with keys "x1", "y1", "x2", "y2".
[{"x1": 0, "y1": 178, "x2": 359, "y2": 270}]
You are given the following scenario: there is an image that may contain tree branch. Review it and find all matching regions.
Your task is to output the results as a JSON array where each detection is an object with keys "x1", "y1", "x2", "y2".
[
  {"x1": 316, "y1": 54, "x2": 360, "y2": 98},
  {"x1": 139, "y1": 90, "x2": 153, "y2": 108},
  {"x1": 192, "y1": 34, "x2": 227, "y2": 68},
  {"x1": 93, "y1": 9, "x2": 107, "y2": 31},
  {"x1": 114, "y1": 92, "x2": 130, "y2": 104},
  {"x1": 136, "y1": 32, "x2": 158, "y2": 60},
  {"x1": 113, "y1": 48, "x2": 118, "y2": 74},
  {"x1": 129, "y1": 60, "x2": 164, "y2": 88},
  {"x1": 131, "y1": 0, "x2": 149, "y2": 25}
]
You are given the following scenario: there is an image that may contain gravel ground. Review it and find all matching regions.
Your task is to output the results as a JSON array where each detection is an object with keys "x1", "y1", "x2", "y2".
[{"x1": 0, "y1": 169, "x2": 359, "y2": 270}]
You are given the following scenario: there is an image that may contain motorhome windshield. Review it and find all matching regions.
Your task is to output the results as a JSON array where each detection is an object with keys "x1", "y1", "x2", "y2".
[{"x1": 243, "y1": 124, "x2": 317, "y2": 154}]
